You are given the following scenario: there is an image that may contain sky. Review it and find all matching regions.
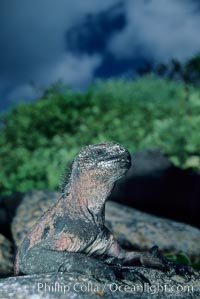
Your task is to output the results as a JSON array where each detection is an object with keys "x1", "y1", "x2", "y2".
[{"x1": 1, "y1": 0, "x2": 200, "y2": 111}]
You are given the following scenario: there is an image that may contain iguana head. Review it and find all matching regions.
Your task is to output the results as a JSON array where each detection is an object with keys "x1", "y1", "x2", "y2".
[{"x1": 73, "y1": 142, "x2": 131, "y2": 183}]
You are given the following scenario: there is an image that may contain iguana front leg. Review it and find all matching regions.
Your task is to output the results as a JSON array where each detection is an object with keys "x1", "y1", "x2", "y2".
[{"x1": 105, "y1": 236, "x2": 196, "y2": 279}]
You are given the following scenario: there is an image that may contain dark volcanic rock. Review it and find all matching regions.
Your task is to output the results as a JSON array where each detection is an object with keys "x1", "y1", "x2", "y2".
[
  {"x1": 106, "y1": 202, "x2": 200, "y2": 261},
  {"x1": 0, "y1": 192, "x2": 24, "y2": 239},
  {"x1": 0, "y1": 268, "x2": 199, "y2": 299},
  {"x1": 0, "y1": 234, "x2": 13, "y2": 276},
  {"x1": 8, "y1": 189, "x2": 200, "y2": 298},
  {"x1": 109, "y1": 148, "x2": 200, "y2": 228}
]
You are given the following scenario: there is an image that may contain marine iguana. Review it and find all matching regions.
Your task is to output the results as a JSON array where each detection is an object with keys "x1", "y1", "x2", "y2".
[{"x1": 14, "y1": 142, "x2": 194, "y2": 281}]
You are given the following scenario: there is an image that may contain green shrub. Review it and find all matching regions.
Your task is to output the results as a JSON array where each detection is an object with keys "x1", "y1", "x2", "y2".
[{"x1": 0, "y1": 75, "x2": 199, "y2": 194}]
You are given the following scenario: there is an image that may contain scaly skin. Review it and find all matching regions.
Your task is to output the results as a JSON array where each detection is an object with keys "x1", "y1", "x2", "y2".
[{"x1": 14, "y1": 142, "x2": 195, "y2": 281}]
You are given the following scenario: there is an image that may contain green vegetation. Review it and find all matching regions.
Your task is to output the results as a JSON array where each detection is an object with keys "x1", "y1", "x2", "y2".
[
  {"x1": 0, "y1": 75, "x2": 200, "y2": 194},
  {"x1": 165, "y1": 252, "x2": 200, "y2": 270},
  {"x1": 144, "y1": 53, "x2": 200, "y2": 85}
]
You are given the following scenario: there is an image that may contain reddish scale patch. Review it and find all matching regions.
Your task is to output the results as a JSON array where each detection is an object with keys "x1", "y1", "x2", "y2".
[
  {"x1": 27, "y1": 206, "x2": 61, "y2": 250},
  {"x1": 77, "y1": 169, "x2": 108, "y2": 199}
]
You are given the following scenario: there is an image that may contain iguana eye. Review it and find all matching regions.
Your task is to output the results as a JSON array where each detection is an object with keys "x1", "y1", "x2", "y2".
[{"x1": 94, "y1": 149, "x2": 105, "y2": 156}]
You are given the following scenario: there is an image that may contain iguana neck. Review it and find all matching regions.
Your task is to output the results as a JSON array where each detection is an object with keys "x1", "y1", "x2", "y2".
[{"x1": 63, "y1": 172, "x2": 114, "y2": 227}]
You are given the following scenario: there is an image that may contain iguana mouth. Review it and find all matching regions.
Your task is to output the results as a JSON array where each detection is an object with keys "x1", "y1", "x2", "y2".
[
  {"x1": 105, "y1": 151, "x2": 131, "y2": 161},
  {"x1": 103, "y1": 152, "x2": 131, "y2": 168}
]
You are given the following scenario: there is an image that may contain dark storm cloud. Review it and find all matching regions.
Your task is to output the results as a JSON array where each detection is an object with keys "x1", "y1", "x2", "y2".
[
  {"x1": 65, "y1": 2, "x2": 126, "y2": 55},
  {"x1": 0, "y1": 0, "x2": 116, "y2": 110},
  {"x1": 108, "y1": 0, "x2": 200, "y2": 62},
  {"x1": 64, "y1": 0, "x2": 200, "y2": 78},
  {"x1": 1, "y1": 0, "x2": 200, "y2": 110}
]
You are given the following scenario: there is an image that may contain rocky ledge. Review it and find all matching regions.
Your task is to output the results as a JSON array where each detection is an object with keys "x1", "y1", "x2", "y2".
[{"x1": 0, "y1": 267, "x2": 200, "y2": 299}]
